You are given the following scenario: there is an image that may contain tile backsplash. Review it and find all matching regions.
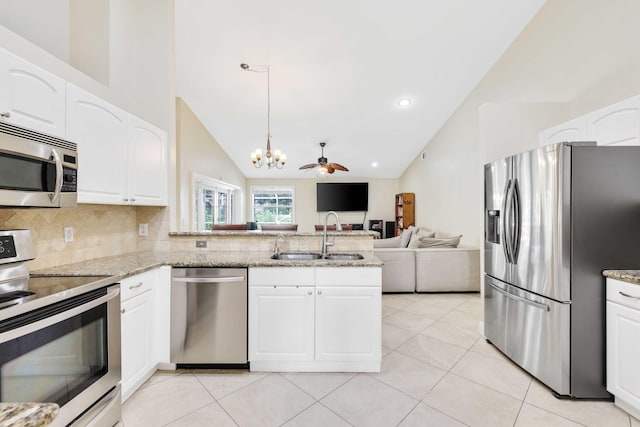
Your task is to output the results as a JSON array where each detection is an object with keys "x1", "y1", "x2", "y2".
[{"x1": 0, "y1": 204, "x2": 168, "y2": 270}]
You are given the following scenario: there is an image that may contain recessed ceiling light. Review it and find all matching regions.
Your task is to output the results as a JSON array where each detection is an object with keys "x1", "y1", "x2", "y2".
[
  {"x1": 398, "y1": 98, "x2": 412, "y2": 107},
  {"x1": 372, "y1": 162, "x2": 378, "y2": 167}
]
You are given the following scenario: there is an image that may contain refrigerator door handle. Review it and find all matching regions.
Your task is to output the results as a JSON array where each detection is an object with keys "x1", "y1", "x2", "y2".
[
  {"x1": 502, "y1": 178, "x2": 513, "y2": 264},
  {"x1": 511, "y1": 178, "x2": 521, "y2": 263},
  {"x1": 487, "y1": 281, "x2": 550, "y2": 312}
]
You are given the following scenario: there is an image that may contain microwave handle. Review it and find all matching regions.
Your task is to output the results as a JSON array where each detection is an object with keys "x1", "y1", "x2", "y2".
[{"x1": 49, "y1": 149, "x2": 63, "y2": 204}]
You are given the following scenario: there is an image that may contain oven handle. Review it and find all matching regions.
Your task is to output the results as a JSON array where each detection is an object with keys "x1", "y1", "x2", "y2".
[
  {"x1": 0, "y1": 286, "x2": 120, "y2": 344},
  {"x1": 487, "y1": 281, "x2": 550, "y2": 312},
  {"x1": 49, "y1": 148, "x2": 63, "y2": 204}
]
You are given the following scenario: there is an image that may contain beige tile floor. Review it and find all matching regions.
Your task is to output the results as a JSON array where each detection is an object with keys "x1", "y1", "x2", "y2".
[{"x1": 120, "y1": 293, "x2": 637, "y2": 427}]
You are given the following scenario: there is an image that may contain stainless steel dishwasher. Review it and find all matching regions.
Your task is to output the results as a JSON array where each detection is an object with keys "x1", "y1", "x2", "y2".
[{"x1": 170, "y1": 268, "x2": 248, "y2": 368}]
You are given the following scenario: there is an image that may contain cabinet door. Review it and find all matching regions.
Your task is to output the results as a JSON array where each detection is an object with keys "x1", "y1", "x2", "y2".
[
  {"x1": 586, "y1": 95, "x2": 640, "y2": 146},
  {"x1": 121, "y1": 289, "x2": 155, "y2": 402},
  {"x1": 0, "y1": 48, "x2": 66, "y2": 137},
  {"x1": 127, "y1": 114, "x2": 168, "y2": 206},
  {"x1": 538, "y1": 116, "x2": 587, "y2": 147},
  {"x1": 607, "y1": 300, "x2": 640, "y2": 410},
  {"x1": 66, "y1": 84, "x2": 129, "y2": 204},
  {"x1": 315, "y1": 286, "x2": 381, "y2": 362},
  {"x1": 248, "y1": 286, "x2": 314, "y2": 362}
]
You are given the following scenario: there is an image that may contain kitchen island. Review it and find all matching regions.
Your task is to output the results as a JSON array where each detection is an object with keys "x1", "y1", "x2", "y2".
[{"x1": 29, "y1": 241, "x2": 382, "y2": 400}]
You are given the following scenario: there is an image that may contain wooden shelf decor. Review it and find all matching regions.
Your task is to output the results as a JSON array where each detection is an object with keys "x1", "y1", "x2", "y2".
[{"x1": 394, "y1": 193, "x2": 415, "y2": 237}]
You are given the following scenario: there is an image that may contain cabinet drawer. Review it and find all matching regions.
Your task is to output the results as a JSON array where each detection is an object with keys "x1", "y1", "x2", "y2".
[
  {"x1": 120, "y1": 270, "x2": 155, "y2": 301},
  {"x1": 316, "y1": 267, "x2": 381, "y2": 287},
  {"x1": 607, "y1": 278, "x2": 640, "y2": 310},
  {"x1": 249, "y1": 267, "x2": 314, "y2": 286}
]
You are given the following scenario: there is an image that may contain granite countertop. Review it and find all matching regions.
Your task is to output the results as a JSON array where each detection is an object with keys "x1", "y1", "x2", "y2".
[
  {"x1": 603, "y1": 270, "x2": 640, "y2": 285},
  {"x1": 33, "y1": 250, "x2": 382, "y2": 277},
  {"x1": 169, "y1": 230, "x2": 379, "y2": 237},
  {"x1": 0, "y1": 403, "x2": 59, "y2": 427}
]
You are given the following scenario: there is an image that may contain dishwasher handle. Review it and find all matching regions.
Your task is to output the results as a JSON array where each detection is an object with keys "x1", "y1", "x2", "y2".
[{"x1": 172, "y1": 276, "x2": 246, "y2": 284}]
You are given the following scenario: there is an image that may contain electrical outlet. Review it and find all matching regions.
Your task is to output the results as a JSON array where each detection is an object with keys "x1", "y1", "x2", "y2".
[
  {"x1": 196, "y1": 240, "x2": 207, "y2": 248},
  {"x1": 63, "y1": 227, "x2": 74, "y2": 243},
  {"x1": 138, "y1": 223, "x2": 148, "y2": 236}
]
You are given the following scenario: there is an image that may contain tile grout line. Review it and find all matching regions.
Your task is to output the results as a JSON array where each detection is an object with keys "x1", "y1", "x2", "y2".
[
  {"x1": 190, "y1": 371, "x2": 244, "y2": 426},
  {"x1": 278, "y1": 372, "x2": 358, "y2": 427}
]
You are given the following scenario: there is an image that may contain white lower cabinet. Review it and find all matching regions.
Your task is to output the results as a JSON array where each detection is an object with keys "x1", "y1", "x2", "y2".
[
  {"x1": 249, "y1": 285, "x2": 315, "y2": 361},
  {"x1": 315, "y1": 286, "x2": 381, "y2": 362},
  {"x1": 120, "y1": 269, "x2": 159, "y2": 402},
  {"x1": 248, "y1": 266, "x2": 381, "y2": 372},
  {"x1": 606, "y1": 278, "x2": 640, "y2": 419}
]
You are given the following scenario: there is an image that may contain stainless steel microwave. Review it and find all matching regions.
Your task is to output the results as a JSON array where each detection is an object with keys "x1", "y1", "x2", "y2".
[{"x1": 0, "y1": 122, "x2": 77, "y2": 208}]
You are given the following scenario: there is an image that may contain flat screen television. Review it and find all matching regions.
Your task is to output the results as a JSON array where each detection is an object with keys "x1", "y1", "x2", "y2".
[{"x1": 316, "y1": 182, "x2": 368, "y2": 212}]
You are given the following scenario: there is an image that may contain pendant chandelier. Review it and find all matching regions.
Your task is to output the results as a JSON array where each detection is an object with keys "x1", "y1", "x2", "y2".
[{"x1": 241, "y1": 63, "x2": 286, "y2": 169}]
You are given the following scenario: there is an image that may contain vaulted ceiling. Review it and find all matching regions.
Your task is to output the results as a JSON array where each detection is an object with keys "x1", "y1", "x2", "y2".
[{"x1": 175, "y1": 0, "x2": 546, "y2": 179}]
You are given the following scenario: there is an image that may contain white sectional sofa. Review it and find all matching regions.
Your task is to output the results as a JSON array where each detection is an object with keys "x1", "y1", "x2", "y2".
[{"x1": 374, "y1": 227, "x2": 480, "y2": 293}]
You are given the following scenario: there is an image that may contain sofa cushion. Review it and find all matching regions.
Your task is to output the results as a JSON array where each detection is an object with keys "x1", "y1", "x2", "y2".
[
  {"x1": 407, "y1": 228, "x2": 436, "y2": 249},
  {"x1": 399, "y1": 226, "x2": 416, "y2": 248},
  {"x1": 373, "y1": 236, "x2": 402, "y2": 248},
  {"x1": 417, "y1": 234, "x2": 462, "y2": 248}
]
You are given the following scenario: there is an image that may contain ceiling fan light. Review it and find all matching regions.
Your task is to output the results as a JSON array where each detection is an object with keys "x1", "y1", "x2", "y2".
[{"x1": 318, "y1": 166, "x2": 328, "y2": 174}]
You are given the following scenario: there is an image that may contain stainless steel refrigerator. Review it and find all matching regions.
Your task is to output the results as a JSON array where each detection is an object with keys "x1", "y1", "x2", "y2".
[{"x1": 484, "y1": 142, "x2": 640, "y2": 399}]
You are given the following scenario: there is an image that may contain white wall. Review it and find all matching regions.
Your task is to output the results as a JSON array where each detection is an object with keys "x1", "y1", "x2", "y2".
[
  {"x1": 0, "y1": 0, "x2": 70, "y2": 63},
  {"x1": 176, "y1": 98, "x2": 247, "y2": 231},
  {"x1": 400, "y1": 0, "x2": 640, "y2": 247},
  {"x1": 245, "y1": 178, "x2": 399, "y2": 233}
]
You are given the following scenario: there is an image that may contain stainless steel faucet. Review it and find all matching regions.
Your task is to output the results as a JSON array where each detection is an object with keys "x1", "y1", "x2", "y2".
[
  {"x1": 273, "y1": 234, "x2": 287, "y2": 255},
  {"x1": 322, "y1": 211, "x2": 342, "y2": 255}
]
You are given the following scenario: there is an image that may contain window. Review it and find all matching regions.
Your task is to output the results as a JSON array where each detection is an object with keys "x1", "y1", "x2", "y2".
[
  {"x1": 193, "y1": 174, "x2": 242, "y2": 231},
  {"x1": 251, "y1": 186, "x2": 294, "y2": 224}
]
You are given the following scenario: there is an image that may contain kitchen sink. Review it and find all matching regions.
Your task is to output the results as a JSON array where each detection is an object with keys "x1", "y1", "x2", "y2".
[
  {"x1": 271, "y1": 252, "x2": 323, "y2": 260},
  {"x1": 323, "y1": 253, "x2": 364, "y2": 260}
]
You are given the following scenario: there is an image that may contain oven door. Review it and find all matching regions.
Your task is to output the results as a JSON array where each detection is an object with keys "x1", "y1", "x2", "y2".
[{"x1": 0, "y1": 285, "x2": 120, "y2": 426}]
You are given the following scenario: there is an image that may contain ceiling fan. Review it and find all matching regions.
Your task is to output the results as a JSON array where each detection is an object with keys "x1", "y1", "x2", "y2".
[{"x1": 299, "y1": 142, "x2": 349, "y2": 174}]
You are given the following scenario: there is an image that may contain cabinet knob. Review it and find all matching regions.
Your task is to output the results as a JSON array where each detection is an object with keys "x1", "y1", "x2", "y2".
[
  {"x1": 123, "y1": 198, "x2": 129, "y2": 202},
  {"x1": 121, "y1": 309, "x2": 125, "y2": 314},
  {"x1": 317, "y1": 290, "x2": 322, "y2": 295},
  {"x1": 0, "y1": 112, "x2": 10, "y2": 118},
  {"x1": 307, "y1": 290, "x2": 312, "y2": 296},
  {"x1": 131, "y1": 198, "x2": 136, "y2": 202}
]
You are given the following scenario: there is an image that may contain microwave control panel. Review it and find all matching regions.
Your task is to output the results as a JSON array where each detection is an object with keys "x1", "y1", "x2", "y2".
[
  {"x1": 0, "y1": 236, "x2": 16, "y2": 259},
  {"x1": 61, "y1": 168, "x2": 77, "y2": 192}
]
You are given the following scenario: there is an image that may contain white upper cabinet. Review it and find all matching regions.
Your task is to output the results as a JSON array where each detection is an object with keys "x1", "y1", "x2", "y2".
[
  {"x1": 586, "y1": 96, "x2": 640, "y2": 147},
  {"x1": 538, "y1": 116, "x2": 587, "y2": 147},
  {"x1": 540, "y1": 95, "x2": 640, "y2": 148},
  {"x1": 0, "y1": 48, "x2": 66, "y2": 137},
  {"x1": 67, "y1": 84, "x2": 168, "y2": 206},
  {"x1": 67, "y1": 84, "x2": 129, "y2": 204},
  {"x1": 127, "y1": 115, "x2": 168, "y2": 205}
]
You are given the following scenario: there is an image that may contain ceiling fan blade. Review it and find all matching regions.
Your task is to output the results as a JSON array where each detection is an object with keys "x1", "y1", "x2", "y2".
[
  {"x1": 329, "y1": 163, "x2": 349, "y2": 171},
  {"x1": 326, "y1": 165, "x2": 335, "y2": 174},
  {"x1": 299, "y1": 163, "x2": 319, "y2": 170}
]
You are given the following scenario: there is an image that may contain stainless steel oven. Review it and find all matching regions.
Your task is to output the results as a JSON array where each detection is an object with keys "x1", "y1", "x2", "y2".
[
  {"x1": 0, "y1": 230, "x2": 120, "y2": 426},
  {"x1": 0, "y1": 285, "x2": 121, "y2": 426},
  {"x1": 0, "y1": 122, "x2": 78, "y2": 208}
]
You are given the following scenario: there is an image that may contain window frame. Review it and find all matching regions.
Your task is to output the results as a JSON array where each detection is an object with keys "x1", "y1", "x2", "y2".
[
  {"x1": 250, "y1": 185, "x2": 295, "y2": 224},
  {"x1": 192, "y1": 173, "x2": 243, "y2": 231}
]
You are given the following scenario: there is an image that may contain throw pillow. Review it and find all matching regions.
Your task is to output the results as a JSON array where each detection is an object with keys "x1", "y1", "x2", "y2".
[
  {"x1": 418, "y1": 234, "x2": 462, "y2": 248},
  {"x1": 399, "y1": 226, "x2": 415, "y2": 248},
  {"x1": 408, "y1": 229, "x2": 436, "y2": 249}
]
